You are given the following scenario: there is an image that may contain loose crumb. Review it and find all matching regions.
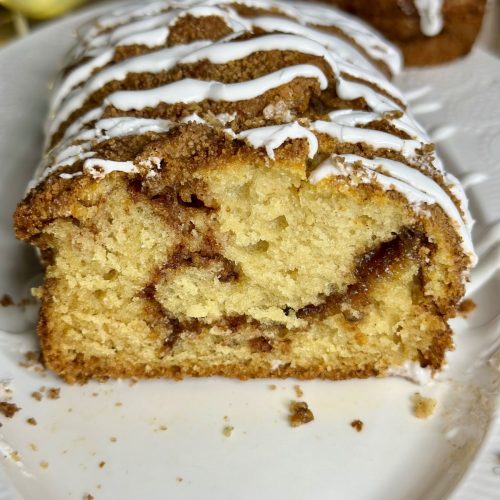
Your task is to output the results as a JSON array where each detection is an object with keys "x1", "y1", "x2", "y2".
[
  {"x1": 115, "y1": 401, "x2": 123, "y2": 407},
  {"x1": 0, "y1": 401, "x2": 20, "y2": 418},
  {"x1": 29, "y1": 443, "x2": 38, "y2": 452},
  {"x1": 25, "y1": 351, "x2": 39, "y2": 362},
  {"x1": 99, "y1": 461, "x2": 106, "y2": 469},
  {"x1": 457, "y1": 299, "x2": 476, "y2": 318},
  {"x1": 26, "y1": 417, "x2": 37, "y2": 426},
  {"x1": 110, "y1": 437, "x2": 117, "y2": 443},
  {"x1": 92, "y1": 392, "x2": 99, "y2": 397},
  {"x1": 47, "y1": 387, "x2": 60, "y2": 400},
  {"x1": 223, "y1": 426, "x2": 234, "y2": 437},
  {"x1": 40, "y1": 461, "x2": 49, "y2": 469},
  {"x1": 85, "y1": 495, "x2": 94, "y2": 500},
  {"x1": 268, "y1": 384, "x2": 276, "y2": 391},
  {"x1": 411, "y1": 393, "x2": 437, "y2": 419},
  {"x1": 19, "y1": 351, "x2": 42, "y2": 369},
  {"x1": 350, "y1": 419, "x2": 364, "y2": 432},
  {"x1": 31, "y1": 391, "x2": 43, "y2": 402},
  {"x1": 288, "y1": 401, "x2": 314, "y2": 427},
  {"x1": 10, "y1": 451, "x2": 21, "y2": 462},
  {"x1": 176, "y1": 477, "x2": 183, "y2": 483},
  {"x1": 0, "y1": 294, "x2": 13, "y2": 306},
  {"x1": 293, "y1": 385, "x2": 303, "y2": 397},
  {"x1": 158, "y1": 425, "x2": 168, "y2": 432}
]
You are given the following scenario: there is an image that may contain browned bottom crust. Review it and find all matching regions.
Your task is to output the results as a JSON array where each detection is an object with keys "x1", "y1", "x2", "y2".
[{"x1": 41, "y1": 349, "x2": 448, "y2": 385}]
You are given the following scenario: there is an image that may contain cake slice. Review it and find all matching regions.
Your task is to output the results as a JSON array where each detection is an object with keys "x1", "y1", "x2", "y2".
[{"x1": 14, "y1": 0, "x2": 475, "y2": 383}]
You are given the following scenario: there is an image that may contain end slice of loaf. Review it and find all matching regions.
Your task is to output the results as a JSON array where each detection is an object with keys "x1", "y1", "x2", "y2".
[{"x1": 14, "y1": 0, "x2": 475, "y2": 383}]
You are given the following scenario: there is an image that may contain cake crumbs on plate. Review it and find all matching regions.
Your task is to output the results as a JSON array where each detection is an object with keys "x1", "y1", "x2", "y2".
[
  {"x1": 293, "y1": 385, "x2": 304, "y2": 397},
  {"x1": 350, "y1": 419, "x2": 364, "y2": 432},
  {"x1": 47, "y1": 387, "x2": 60, "y2": 399},
  {"x1": 40, "y1": 460, "x2": 49, "y2": 469},
  {"x1": 457, "y1": 299, "x2": 476, "y2": 318},
  {"x1": 110, "y1": 436, "x2": 117, "y2": 443},
  {"x1": 9, "y1": 451, "x2": 21, "y2": 462},
  {"x1": 0, "y1": 401, "x2": 20, "y2": 418},
  {"x1": 19, "y1": 351, "x2": 45, "y2": 372},
  {"x1": 29, "y1": 443, "x2": 38, "y2": 451},
  {"x1": 176, "y1": 477, "x2": 183, "y2": 482},
  {"x1": 98, "y1": 461, "x2": 106, "y2": 468},
  {"x1": 31, "y1": 391, "x2": 43, "y2": 401},
  {"x1": 268, "y1": 384, "x2": 277, "y2": 391},
  {"x1": 114, "y1": 401, "x2": 123, "y2": 407},
  {"x1": 26, "y1": 417, "x2": 37, "y2": 426},
  {"x1": 158, "y1": 425, "x2": 168, "y2": 432},
  {"x1": 223, "y1": 425, "x2": 234, "y2": 437},
  {"x1": 84, "y1": 495, "x2": 94, "y2": 500},
  {"x1": 0, "y1": 294, "x2": 14, "y2": 306},
  {"x1": 288, "y1": 401, "x2": 314, "y2": 427},
  {"x1": 411, "y1": 393, "x2": 437, "y2": 419}
]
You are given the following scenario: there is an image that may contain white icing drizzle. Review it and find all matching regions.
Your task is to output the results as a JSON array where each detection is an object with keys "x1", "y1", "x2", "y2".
[
  {"x1": 32, "y1": 0, "x2": 474, "y2": 269},
  {"x1": 237, "y1": 122, "x2": 318, "y2": 159},
  {"x1": 312, "y1": 119, "x2": 421, "y2": 157},
  {"x1": 79, "y1": 0, "x2": 401, "y2": 73},
  {"x1": 106, "y1": 64, "x2": 328, "y2": 109},
  {"x1": 50, "y1": 40, "x2": 211, "y2": 120},
  {"x1": 52, "y1": 0, "x2": 401, "y2": 119},
  {"x1": 216, "y1": 112, "x2": 237, "y2": 125},
  {"x1": 414, "y1": 0, "x2": 444, "y2": 37},
  {"x1": 83, "y1": 158, "x2": 138, "y2": 178},
  {"x1": 327, "y1": 109, "x2": 429, "y2": 142},
  {"x1": 49, "y1": 30, "x2": 403, "y2": 140}
]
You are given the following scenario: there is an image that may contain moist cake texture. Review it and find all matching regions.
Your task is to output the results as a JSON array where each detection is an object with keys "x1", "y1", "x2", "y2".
[{"x1": 14, "y1": 0, "x2": 475, "y2": 383}]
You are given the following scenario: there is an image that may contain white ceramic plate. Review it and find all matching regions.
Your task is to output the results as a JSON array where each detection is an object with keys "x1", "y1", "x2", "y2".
[{"x1": 0, "y1": 4, "x2": 499, "y2": 500}]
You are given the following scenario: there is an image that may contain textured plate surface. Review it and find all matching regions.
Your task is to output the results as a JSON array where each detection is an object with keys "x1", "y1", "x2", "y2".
[{"x1": 0, "y1": 4, "x2": 499, "y2": 500}]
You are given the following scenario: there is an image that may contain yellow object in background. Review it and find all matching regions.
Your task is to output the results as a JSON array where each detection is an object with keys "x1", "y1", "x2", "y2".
[{"x1": 0, "y1": 0, "x2": 86, "y2": 19}]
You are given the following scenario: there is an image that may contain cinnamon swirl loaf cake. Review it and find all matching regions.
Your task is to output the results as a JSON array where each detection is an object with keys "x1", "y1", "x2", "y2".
[
  {"x1": 328, "y1": 0, "x2": 486, "y2": 66},
  {"x1": 14, "y1": 0, "x2": 476, "y2": 383}
]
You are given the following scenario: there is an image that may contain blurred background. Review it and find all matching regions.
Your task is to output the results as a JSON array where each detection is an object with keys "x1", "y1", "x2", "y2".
[{"x1": 0, "y1": 0, "x2": 498, "y2": 54}]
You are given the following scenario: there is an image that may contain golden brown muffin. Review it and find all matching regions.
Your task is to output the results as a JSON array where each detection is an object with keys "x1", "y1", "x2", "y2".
[
  {"x1": 14, "y1": 0, "x2": 475, "y2": 383},
  {"x1": 327, "y1": 0, "x2": 486, "y2": 66}
]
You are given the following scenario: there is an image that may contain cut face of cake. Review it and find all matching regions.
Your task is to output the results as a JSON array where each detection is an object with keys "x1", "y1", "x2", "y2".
[{"x1": 14, "y1": 0, "x2": 475, "y2": 383}]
